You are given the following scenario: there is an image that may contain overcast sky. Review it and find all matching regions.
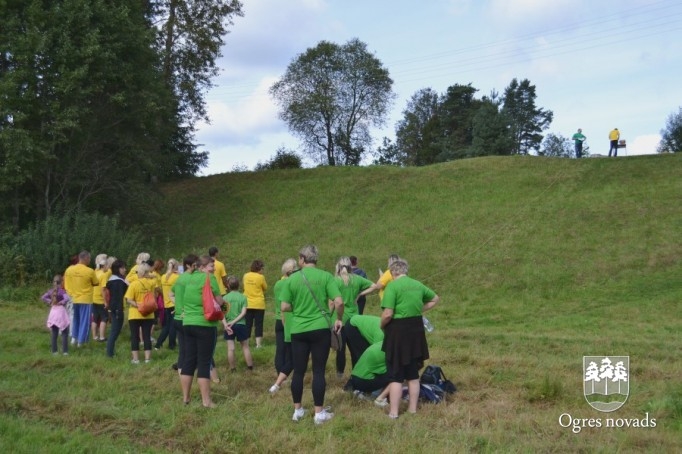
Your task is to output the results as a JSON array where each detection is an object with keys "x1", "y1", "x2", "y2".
[{"x1": 195, "y1": 0, "x2": 682, "y2": 175}]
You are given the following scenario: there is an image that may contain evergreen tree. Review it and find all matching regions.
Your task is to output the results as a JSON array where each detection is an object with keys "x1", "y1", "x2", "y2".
[{"x1": 501, "y1": 78, "x2": 553, "y2": 155}]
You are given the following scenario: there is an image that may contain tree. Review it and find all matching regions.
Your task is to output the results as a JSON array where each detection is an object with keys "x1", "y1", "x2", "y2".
[
  {"x1": 393, "y1": 88, "x2": 441, "y2": 166},
  {"x1": 435, "y1": 83, "x2": 483, "y2": 161},
  {"x1": 470, "y1": 93, "x2": 514, "y2": 157},
  {"x1": 657, "y1": 107, "x2": 682, "y2": 153},
  {"x1": 148, "y1": 0, "x2": 244, "y2": 178},
  {"x1": 373, "y1": 137, "x2": 405, "y2": 166},
  {"x1": 501, "y1": 78, "x2": 553, "y2": 155},
  {"x1": 270, "y1": 38, "x2": 394, "y2": 166},
  {"x1": 540, "y1": 133, "x2": 575, "y2": 158}
]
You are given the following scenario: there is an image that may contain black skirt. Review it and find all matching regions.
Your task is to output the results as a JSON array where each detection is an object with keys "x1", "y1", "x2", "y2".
[{"x1": 382, "y1": 316, "x2": 429, "y2": 373}]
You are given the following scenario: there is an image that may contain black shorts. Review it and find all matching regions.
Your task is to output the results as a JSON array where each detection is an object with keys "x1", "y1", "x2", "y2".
[
  {"x1": 91, "y1": 304, "x2": 108, "y2": 323},
  {"x1": 223, "y1": 323, "x2": 249, "y2": 342}
]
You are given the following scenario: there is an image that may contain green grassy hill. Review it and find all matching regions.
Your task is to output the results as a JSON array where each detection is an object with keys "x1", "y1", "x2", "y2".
[{"x1": 2, "y1": 154, "x2": 681, "y2": 452}]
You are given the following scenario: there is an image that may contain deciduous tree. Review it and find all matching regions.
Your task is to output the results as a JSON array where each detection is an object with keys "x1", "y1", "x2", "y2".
[
  {"x1": 657, "y1": 107, "x2": 682, "y2": 153},
  {"x1": 270, "y1": 39, "x2": 394, "y2": 166}
]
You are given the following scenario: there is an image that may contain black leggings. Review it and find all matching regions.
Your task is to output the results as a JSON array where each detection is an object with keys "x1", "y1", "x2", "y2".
[
  {"x1": 350, "y1": 373, "x2": 390, "y2": 394},
  {"x1": 129, "y1": 319, "x2": 153, "y2": 351},
  {"x1": 245, "y1": 309, "x2": 265, "y2": 338},
  {"x1": 291, "y1": 328, "x2": 330, "y2": 406},
  {"x1": 344, "y1": 321, "x2": 370, "y2": 368},
  {"x1": 274, "y1": 319, "x2": 293, "y2": 375},
  {"x1": 182, "y1": 325, "x2": 217, "y2": 379},
  {"x1": 50, "y1": 326, "x2": 69, "y2": 353}
]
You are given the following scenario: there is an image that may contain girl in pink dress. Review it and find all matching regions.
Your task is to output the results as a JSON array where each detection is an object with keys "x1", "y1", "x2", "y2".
[{"x1": 41, "y1": 275, "x2": 71, "y2": 355}]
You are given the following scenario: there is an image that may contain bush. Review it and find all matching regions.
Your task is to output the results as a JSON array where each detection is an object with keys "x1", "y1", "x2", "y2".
[
  {"x1": 9, "y1": 211, "x2": 144, "y2": 284},
  {"x1": 255, "y1": 148, "x2": 302, "y2": 171}
]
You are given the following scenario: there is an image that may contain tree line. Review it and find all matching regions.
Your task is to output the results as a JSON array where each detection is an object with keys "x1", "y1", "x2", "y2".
[{"x1": 0, "y1": 0, "x2": 243, "y2": 230}]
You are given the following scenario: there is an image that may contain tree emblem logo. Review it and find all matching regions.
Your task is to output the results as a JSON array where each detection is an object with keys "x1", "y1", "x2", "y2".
[{"x1": 583, "y1": 356, "x2": 629, "y2": 412}]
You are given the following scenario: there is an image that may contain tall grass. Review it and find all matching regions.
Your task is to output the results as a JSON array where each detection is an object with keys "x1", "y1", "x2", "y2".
[{"x1": 1, "y1": 155, "x2": 681, "y2": 452}]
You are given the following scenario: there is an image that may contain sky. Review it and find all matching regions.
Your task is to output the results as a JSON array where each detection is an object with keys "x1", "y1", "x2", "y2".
[{"x1": 195, "y1": 0, "x2": 682, "y2": 175}]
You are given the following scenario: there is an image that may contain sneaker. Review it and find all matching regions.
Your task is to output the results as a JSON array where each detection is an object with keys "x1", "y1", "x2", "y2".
[
  {"x1": 269, "y1": 384, "x2": 280, "y2": 394},
  {"x1": 353, "y1": 390, "x2": 368, "y2": 400},
  {"x1": 63, "y1": 352, "x2": 69, "y2": 356},
  {"x1": 388, "y1": 413, "x2": 399, "y2": 420},
  {"x1": 314, "y1": 409, "x2": 334, "y2": 425},
  {"x1": 70, "y1": 338, "x2": 76, "y2": 345},
  {"x1": 131, "y1": 359, "x2": 140, "y2": 364},
  {"x1": 374, "y1": 398, "x2": 388, "y2": 408},
  {"x1": 292, "y1": 408, "x2": 306, "y2": 422},
  {"x1": 144, "y1": 359, "x2": 151, "y2": 364}
]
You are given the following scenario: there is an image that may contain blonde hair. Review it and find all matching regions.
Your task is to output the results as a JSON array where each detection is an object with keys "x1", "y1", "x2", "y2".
[
  {"x1": 335, "y1": 256, "x2": 352, "y2": 286},
  {"x1": 136, "y1": 262, "x2": 151, "y2": 278},
  {"x1": 95, "y1": 253, "x2": 108, "y2": 269},
  {"x1": 165, "y1": 258, "x2": 178, "y2": 279},
  {"x1": 281, "y1": 258, "x2": 297, "y2": 277},
  {"x1": 387, "y1": 254, "x2": 401, "y2": 267},
  {"x1": 136, "y1": 252, "x2": 150, "y2": 265},
  {"x1": 105, "y1": 256, "x2": 117, "y2": 270},
  {"x1": 298, "y1": 245, "x2": 318, "y2": 264}
]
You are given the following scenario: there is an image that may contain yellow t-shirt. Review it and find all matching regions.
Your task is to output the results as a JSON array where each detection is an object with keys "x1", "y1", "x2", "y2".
[
  {"x1": 214, "y1": 259, "x2": 227, "y2": 295},
  {"x1": 378, "y1": 269, "x2": 393, "y2": 301},
  {"x1": 126, "y1": 264, "x2": 139, "y2": 283},
  {"x1": 93, "y1": 269, "x2": 109, "y2": 304},
  {"x1": 609, "y1": 129, "x2": 620, "y2": 141},
  {"x1": 243, "y1": 271, "x2": 267, "y2": 310},
  {"x1": 124, "y1": 277, "x2": 156, "y2": 320},
  {"x1": 64, "y1": 263, "x2": 99, "y2": 304},
  {"x1": 161, "y1": 272, "x2": 179, "y2": 308}
]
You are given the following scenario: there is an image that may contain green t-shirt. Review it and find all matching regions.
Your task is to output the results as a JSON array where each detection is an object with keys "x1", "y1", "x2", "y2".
[
  {"x1": 335, "y1": 274, "x2": 374, "y2": 323},
  {"x1": 224, "y1": 290, "x2": 247, "y2": 325},
  {"x1": 349, "y1": 315, "x2": 384, "y2": 344},
  {"x1": 572, "y1": 132, "x2": 586, "y2": 145},
  {"x1": 351, "y1": 342, "x2": 386, "y2": 380},
  {"x1": 380, "y1": 276, "x2": 436, "y2": 319},
  {"x1": 279, "y1": 267, "x2": 342, "y2": 335},
  {"x1": 171, "y1": 271, "x2": 193, "y2": 321},
  {"x1": 181, "y1": 271, "x2": 221, "y2": 327},
  {"x1": 274, "y1": 277, "x2": 293, "y2": 342}
]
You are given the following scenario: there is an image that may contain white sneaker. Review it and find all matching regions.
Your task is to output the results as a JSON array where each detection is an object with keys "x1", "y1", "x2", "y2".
[
  {"x1": 353, "y1": 390, "x2": 368, "y2": 400},
  {"x1": 292, "y1": 408, "x2": 306, "y2": 422},
  {"x1": 314, "y1": 409, "x2": 334, "y2": 425},
  {"x1": 131, "y1": 359, "x2": 140, "y2": 364},
  {"x1": 374, "y1": 397, "x2": 388, "y2": 408},
  {"x1": 269, "y1": 384, "x2": 280, "y2": 394}
]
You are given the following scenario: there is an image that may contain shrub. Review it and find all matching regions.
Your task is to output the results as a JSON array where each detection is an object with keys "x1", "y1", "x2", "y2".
[
  {"x1": 255, "y1": 148, "x2": 302, "y2": 171},
  {"x1": 9, "y1": 211, "x2": 144, "y2": 284}
]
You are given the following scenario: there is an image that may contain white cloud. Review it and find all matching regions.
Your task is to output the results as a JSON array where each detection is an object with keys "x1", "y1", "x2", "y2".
[{"x1": 627, "y1": 134, "x2": 660, "y2": 155}]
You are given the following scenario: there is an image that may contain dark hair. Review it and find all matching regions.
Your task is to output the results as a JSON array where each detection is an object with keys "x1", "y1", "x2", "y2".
[
  {"x1": 227, "y1": 275, "x2": 240, "y2": 291},
  {"x1": 111, "y1": 259, "x2": 126, "y2": 277},
  {"x1": 208, "y1": 246, "x2": 219, "y2": 257},
  {"x1": 350, "y1": 256, "x2": 358, "y2": 266},
  {"x1": 145, "y1": 259, "x2": 155, "y2": 268},
  {"x1": 183, "y1": 254, "x2": 199, "y2": 270},
  {"x1": 250, "y1": 259, "x2": 264, "y2": 272}
]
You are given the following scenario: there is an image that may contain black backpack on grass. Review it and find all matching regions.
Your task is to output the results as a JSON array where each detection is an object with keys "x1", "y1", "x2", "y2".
[{"x1": 421, "y1": 365, "x2": 457, "y2": 395}]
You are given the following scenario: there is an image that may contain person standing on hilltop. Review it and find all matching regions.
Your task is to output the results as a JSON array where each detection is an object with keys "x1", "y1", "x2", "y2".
[
  {"x1": 608, "y1": 128, "x2": 620, "y2": 157},
  {"x1": 572, "y1": 128, "x2": 586, "y2": 158}
]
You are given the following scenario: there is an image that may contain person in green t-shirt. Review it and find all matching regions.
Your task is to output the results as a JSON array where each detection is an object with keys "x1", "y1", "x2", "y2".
[
  {"x1": 268, "y1": 258, "x2": 298, "y2": 394},
  {"x1": 281, "y1": 245, "x2": 344, "y2": 425},
  {"x1": 349, "y1": 342, "x2": 389, "y2": 396},
  {"x1": 572, "y1": 128, "x2": 586, "y2": 158},
  {"x1": 169, "y1": 254, "x2": 198, "y2": 374},
  {"x1": 221, "y1": 276, "x2": 253, "y2": 372},
  {"x1": 333, "y1": 256, "x2": 378, "y2": 378},
  {"x1": 380, "y1": 259, "x2": 439, "y2": 420}
]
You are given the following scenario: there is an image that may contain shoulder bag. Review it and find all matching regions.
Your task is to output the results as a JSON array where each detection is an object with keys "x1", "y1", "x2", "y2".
[{"x1": 300, "y1": 269, "x2": 342, "y2": 351}]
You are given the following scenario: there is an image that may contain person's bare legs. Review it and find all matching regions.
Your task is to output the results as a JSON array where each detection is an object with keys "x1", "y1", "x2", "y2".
[
  {"x1": 198, "y1": 378, "x2": 215, "y2": 407},
  {"x1": 256, "y1": 336, "x2": 263, "y2": 348},
  {"x1": 227, "y1": 340, "x2": 236, "y2": 369},
  {"x1": 241, "y1": 340, "x2": 253, "y2": 368},
  {"x1": 180, "y1": 374, "x2": 192, "y2": 403},
  {"x1": 388, "y1": 382, "x2": 402, "y2": 418},
  {"x1": 407, "y1": 379, "x2": 420, "y2": 413}
]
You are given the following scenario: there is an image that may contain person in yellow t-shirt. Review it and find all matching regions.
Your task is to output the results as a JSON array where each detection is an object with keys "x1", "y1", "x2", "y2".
[
  {"x1": 64, "y1": 250, "x2": 99, "y2": 346},
  {"x1": 155, "y1": 258, "x2": 180, "y2": 350},
  {"x1": 124, "y1": 262, "x2": 157, "y2": 364},
  {"x1": 209, "y1": 246, "x2": 228, "y2": 296},
  {"x1": 126, "y1": 252, "x2": 150, "y2": 283},
  {"x1": 608, "y1": 128, "x2": 620, "y2": 157},
  {"x1": 375, "y1": 254, "x2": 401, "y2": 301},
  {"x1": 243, "y1": 259, "x2": 268, "y2": 348},
  {"x1": 91, "y1": 253, "x2": 110, "y2": 342}
]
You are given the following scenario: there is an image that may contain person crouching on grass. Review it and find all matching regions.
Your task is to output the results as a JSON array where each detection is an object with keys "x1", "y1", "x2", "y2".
[
  {"x1": 221, "y1": 276, "x2": 254, "y2": 372},
  {"x1": 380, "y1": 259, "x2": 439, "y2": 419}
]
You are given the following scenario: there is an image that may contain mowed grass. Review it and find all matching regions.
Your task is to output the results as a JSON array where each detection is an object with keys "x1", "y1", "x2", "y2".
[{"x1": 2, "y1": 154, "x2": 682, "y2": 453}]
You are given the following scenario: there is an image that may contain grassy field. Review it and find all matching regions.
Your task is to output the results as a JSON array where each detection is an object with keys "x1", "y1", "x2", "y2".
[{"x1": 1, "y1": 155, "x2": 681, "y2": 453}]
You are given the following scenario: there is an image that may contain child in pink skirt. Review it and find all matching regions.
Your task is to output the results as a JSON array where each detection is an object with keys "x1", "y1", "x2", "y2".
[{"x1": 41, "y1": 274, "x2": 71, "y2": 355}]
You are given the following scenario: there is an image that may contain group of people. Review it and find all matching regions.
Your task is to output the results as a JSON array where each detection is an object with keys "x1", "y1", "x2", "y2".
[
  {"x1": 572, "y1": 127, "x2": 622, "y2": 158},
  {"x1": 42, "y1": 245, "x2": 440, "y2": 422}
]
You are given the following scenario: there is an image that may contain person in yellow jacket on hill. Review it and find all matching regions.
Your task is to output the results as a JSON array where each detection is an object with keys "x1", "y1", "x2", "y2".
[{"x1": 609, "y1": 128, "x2": 620, "y2": 157}]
